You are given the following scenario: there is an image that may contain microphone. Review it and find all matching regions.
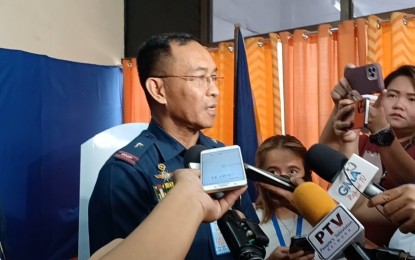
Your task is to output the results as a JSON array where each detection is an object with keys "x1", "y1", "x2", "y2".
[
  {"x1": 294, "y1": 182, "x2": 415, "y2": 259},
  {"x1": 293, "y1": 182, "x2": 365, "y2": 259},
  {"x1": 305, "y1": 144, "x2": 385, "y2": 209},
  {"x1": 183, "y1": 144, "x2": 207, "y2": 169},
  {"x1": 183, "y1": 145, "x2": 226, "y2": 199}
]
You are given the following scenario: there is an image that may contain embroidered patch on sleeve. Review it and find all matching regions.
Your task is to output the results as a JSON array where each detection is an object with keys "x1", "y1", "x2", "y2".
[{"x1": 114, "y1": 150, "x2": 139, "y2": 165}]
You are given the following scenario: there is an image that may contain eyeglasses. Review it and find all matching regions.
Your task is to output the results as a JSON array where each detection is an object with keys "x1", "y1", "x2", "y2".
[{"x1": 150, "y1": 75, "x2": 224, "y2": 86}]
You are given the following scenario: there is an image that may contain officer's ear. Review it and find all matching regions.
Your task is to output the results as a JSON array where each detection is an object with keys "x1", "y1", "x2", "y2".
[{"x1": 146, "y1": 77, "x2": 167, "y2": 105}]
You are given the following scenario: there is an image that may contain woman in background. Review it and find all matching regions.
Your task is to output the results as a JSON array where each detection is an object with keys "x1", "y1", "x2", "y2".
[
  {"x1": 320, "y1": 64, "x2": 415, "y2": 246},
  {"x1": 254, "y1": 135, "x2": 314, "y2": 260}
]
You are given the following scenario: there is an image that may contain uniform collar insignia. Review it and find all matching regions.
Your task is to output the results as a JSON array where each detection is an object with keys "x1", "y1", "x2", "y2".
[{"x1": 134, "y1": 142, "x2": 144, "y2": 148}]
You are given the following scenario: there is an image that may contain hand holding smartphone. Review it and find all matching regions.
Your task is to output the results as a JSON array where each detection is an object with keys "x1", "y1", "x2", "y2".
[
  {"x1": 344, "y1": 63, "x2": 384, "y2": 95},
  {"x1": 344, "y1": 63, "x2": 383, "y2": 129},
  {"x1": 200, "y1": 145, "x2": 247, "y2": 193}
]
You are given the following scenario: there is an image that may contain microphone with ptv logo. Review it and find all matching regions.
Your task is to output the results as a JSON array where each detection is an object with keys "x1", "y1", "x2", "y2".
[
  {"x1": 293, "y1": 182, "x2": 366, "y2": 259},
  {"x1": 305, "y1": 144, "x2": 385, "y2": 209},
  {"x1": 294, "y1": 182, "x2": 415, "y2": 260}
]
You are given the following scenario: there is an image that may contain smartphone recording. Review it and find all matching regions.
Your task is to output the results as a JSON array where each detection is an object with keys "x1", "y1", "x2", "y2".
[
  {"x1": 200, "y1": 145, "x2": 247, "y2": 193},
  {"x1": 344, "y1": 63, "x2": 384, "y2": 95}
]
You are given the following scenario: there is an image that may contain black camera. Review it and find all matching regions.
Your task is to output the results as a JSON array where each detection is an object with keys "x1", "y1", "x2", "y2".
[{"x1": 217, "y1": 210, "x2": 269, "y2": 260}]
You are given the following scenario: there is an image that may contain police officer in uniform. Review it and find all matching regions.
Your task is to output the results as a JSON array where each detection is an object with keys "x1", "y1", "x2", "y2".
[{"x1": 88, "y1": 33, "x2": 259, "y2": 259}]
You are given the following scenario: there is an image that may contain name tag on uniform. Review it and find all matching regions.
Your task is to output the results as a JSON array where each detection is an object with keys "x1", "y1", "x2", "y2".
[{"x1": 210, "y1": 221, "x2": 230, "y2": 255}]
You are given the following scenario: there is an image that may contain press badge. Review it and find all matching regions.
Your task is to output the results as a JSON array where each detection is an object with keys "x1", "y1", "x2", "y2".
[{"x1": 210, "y1": 221, "x2": 230, "y2": 255}]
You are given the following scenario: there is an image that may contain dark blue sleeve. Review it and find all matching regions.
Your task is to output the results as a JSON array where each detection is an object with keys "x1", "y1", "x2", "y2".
[{"x1": 88, "y1": 160, "x2": 157, "y2": 255}]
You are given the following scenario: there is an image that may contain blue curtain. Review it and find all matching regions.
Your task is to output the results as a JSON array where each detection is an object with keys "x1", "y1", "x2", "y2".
[{"x1": 0, "y1": 48, "x2": 123, "y2": 259}]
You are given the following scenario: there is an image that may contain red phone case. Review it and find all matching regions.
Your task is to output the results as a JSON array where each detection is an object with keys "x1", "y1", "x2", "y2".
[
  {"x1": 351, "y1": 99, "x2": 368, "y2": 129},
  {"x1": 344, "y1": 63, "x2": 385, "y2": 95}
]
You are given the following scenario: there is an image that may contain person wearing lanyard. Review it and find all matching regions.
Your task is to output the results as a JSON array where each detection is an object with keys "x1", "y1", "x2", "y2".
[{"x1": 254, "y1": 135, "x2": 315, "y2": 260}]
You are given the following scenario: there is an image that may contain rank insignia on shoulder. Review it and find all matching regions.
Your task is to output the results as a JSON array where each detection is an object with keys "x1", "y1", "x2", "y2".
[
  {"x1": 114, "y1": 150, "x2": 139, "y2": 165},
  {"x1": 154, "y1": 163, "x2": 172, "y2": 182}
]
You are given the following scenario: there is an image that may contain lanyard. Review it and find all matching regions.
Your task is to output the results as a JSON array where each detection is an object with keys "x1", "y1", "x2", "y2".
[{"x1": 271, "y1": 214, "x2": 303, "y2": 247}]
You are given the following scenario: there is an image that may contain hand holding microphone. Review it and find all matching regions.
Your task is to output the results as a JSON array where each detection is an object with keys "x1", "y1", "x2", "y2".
[
  {"x1": 368, "y1": 184, "x2": 415, "y2": 234},
  {"x1": 257, "y1": 177, "x2": 304, "y2": 215}
]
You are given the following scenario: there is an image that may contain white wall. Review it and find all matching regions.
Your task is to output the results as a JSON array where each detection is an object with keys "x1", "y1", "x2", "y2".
[{"x1": 0, "y1": 0, "x2": 123, "y2": 65}]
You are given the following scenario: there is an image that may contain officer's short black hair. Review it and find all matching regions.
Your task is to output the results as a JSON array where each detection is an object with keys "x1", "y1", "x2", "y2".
[{"x1": 136, "y1": 33, "x2": 197, "y2": 93}]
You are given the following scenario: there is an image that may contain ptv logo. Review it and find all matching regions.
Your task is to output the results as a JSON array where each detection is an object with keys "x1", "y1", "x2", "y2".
[
  {"x1": 308, "y1": 205, "x2": 363, "y2": 259},
  {"x1": 314, "y1": 212, "x2": 343, "y2": 244}
]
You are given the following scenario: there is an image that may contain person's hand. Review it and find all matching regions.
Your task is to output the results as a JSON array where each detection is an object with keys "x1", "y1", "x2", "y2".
[
  {"x1": 332, "y1": 99, "x2": 361, "y2": 143},
  {"x1": 172, "y1": 169, "x2": 247, "y2": 222},
  {"x1": 367, "y1": 184, "x2": 415, "y2": 233},
  {"x1": 267, "y1": 246, "x2": 314, "y2": 260},
  {"x1": 331, "y1": 64, "x2": 362, "y2": 105},
  {"x1": 367, "y1": 89, "x2": 390, "y2": 134},
  {"x1": 331, "y1": 77, "x2": 354, "y2": 105},
  {"x1": 257, "y1": 177, "x2": 305, "y2": 215}
]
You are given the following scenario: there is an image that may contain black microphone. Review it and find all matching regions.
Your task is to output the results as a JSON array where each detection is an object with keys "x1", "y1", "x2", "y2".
[
  {"x1": 183, "y1": 145, "x2": 225, "y2": 199},
  {"x1": 305, "y1": 144, "x2": 385, "y2": 209},
  {"x1": 183, "y1": 144, "x2": 207, "y2": 169}
]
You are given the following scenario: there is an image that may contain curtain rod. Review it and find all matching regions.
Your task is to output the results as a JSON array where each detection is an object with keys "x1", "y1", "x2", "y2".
[
  {"x1": 207, "y1": 27, "x2": 339, "y2": 51},
  {"x1": 377, "y1": 13, "x2": 415, "y2": 27},
  {"x1": 208, "y1": 13, "x2": 415, "y2": 51}
]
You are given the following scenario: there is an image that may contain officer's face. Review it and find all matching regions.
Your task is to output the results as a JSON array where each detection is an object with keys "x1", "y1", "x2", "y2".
[{"x1": 161, "y1": 41, "x2": 220, "y2": 131}]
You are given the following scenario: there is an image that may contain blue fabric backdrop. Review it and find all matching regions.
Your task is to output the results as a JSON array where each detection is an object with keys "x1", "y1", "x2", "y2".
[{"x1": 0, "y1": 48, "x2": 123, "y2": 259}]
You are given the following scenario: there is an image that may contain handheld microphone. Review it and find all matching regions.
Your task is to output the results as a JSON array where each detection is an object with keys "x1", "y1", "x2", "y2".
[
  {"x1": 183, "y1": 144, "x2": 207, "y2": 169},
  {"x1": 293, "y1": 182, "x2": 365, "y2": 259},
  {"x1": 183, "y1": 145, "x2": 226, "y2": 199},
  {"x1": 305, "y1": 144, "x2": 385, "y2": 209},
  {"x1": 294, "y1": 182, "x2": 415, "y2": 259}
]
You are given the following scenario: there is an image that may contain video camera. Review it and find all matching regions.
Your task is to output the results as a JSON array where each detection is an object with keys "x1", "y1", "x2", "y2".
[{"x1": 217, "y1": 210, "x2": 269, "y2": 260}]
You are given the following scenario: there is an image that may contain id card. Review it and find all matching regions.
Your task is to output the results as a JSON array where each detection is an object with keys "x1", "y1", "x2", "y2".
[{"x1": 210, "y1": 221, "x2": 231, "y2": 255}]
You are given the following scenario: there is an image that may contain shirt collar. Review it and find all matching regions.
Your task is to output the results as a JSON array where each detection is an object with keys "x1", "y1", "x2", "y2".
[{"x1": 147, "y1": 120, "x2": 221, "y2": 162}]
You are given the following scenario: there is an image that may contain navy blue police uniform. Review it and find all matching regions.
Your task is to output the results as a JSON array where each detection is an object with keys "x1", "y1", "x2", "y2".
[{"x1": 88, "y1": 120, "x2": 259, "y2": 259}]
